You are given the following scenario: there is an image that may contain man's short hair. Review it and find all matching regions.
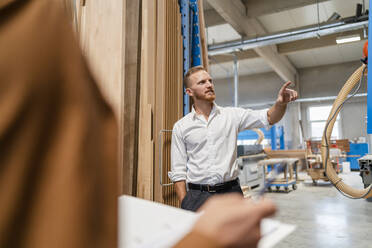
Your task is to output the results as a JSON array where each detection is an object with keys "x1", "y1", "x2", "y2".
[{"x1": 183, "y1": 66, "x2": 207, "y2": 88}]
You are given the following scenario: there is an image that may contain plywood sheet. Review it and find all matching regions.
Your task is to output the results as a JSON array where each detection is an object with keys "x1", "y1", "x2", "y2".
[
  {"x1": 137, "y1": 0, "x2": 156, "y2": 200},
  {"x1": 79, "y1": 0, "x2": 124, "y2": 116},
  {"x1": 78, "y1": 0, "x2": 128, "y2": 194},
  {"x1": 136, "y1": 0, "x2": 183, "y2": 206},
  {"x1": 122, "y1": 0, "x2": 141, "y2": 196}
]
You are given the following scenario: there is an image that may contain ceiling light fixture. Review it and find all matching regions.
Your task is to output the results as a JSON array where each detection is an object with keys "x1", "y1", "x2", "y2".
[
  {"x1": 327, "y1": 12, "x2": 341, "y2": 22},
  {"x1": 336, "y1": 34, "x2": 361, "y2": 44}
]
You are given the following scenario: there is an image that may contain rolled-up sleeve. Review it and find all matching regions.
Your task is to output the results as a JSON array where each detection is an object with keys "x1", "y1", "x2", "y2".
[
  {"x1": 168, "y1": 123, "x2": 187, "y2": 182},
  {"x1": 236, "y1": 108, "x2": 271, "y2": 132}
]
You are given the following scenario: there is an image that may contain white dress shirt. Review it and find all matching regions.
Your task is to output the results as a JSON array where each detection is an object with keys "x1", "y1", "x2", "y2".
[{"x1": 168, "y1": 102, "x2": 271, "y2": 185}]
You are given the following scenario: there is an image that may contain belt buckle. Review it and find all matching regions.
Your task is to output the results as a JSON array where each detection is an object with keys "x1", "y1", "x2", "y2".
[{"x1": 207, "y1": 185, "x2": 216, "y2": 193}]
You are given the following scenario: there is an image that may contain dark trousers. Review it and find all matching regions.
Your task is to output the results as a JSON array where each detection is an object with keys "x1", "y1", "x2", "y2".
[{"x1": 181, "y1": 180, "x2": 243, "y2": 212}]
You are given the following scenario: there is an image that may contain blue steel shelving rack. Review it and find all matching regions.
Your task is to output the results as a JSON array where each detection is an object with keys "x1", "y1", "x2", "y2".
[
  {"x1": 179, "y1": 0, "x2": 284, "y2": 150},
  {"x1": 179, "y1": 0, "x2": 202, "y2": 115}
]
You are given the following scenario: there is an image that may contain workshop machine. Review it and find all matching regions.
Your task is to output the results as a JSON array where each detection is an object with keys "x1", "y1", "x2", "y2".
[
  {"x1": 237, "y1": 149, "x2": 266, "y2": 191},
  {"x1": 358, "y1": 155, "x2": 372, "y2": 188},
  {"x1": 237, "y1": 129, "x2": 266, "y2": 192}
]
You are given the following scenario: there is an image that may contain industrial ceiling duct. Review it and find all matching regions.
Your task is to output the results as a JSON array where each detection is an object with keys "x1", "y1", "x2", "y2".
[{"x1": 208, "y1": 15, "x2": 368, "y2": 56}]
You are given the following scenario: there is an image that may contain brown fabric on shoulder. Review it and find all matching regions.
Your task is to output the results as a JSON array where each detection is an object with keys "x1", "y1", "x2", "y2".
[
  {"x1": 0, "y1": 1, "x2": 117, "y2": 247},
  {"x1": 0, "y1": 0, "x2": 15, "y2": 9},
  {"x1": 173, "y1": 230, "x2": 224, "y2": 248}
]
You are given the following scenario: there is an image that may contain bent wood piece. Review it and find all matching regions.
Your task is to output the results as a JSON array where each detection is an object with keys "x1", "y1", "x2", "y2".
[
  {"x1": 252, "y1": 128, "x2": 264, "y2": 145},
  {"x1": 321, "y1": 64, "x2": 372, "y2": 198}
]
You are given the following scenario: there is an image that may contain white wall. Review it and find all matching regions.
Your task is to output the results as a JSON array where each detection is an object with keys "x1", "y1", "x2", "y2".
[
  {"x1": 300, "y1": 98, "x2": 367, "y2": 141},
  {"x1": 299, "y1": 61, "x2": 366, "y2": 98},
  {"x1": 299, "y1": 61, "x2": 367, "y2": 142},
  {"x1": 214, "y1": 71, "x2": 282, "y2": 107}
]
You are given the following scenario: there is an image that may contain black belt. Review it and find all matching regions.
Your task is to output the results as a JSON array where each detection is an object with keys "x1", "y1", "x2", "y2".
[{"x1": 188, "y1": 178, "x2": 239, "y2": 193}]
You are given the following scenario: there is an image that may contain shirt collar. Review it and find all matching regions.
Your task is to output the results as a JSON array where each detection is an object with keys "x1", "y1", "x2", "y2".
[{"x1": 191, "y1": 102, "x2": 220, "y2": 120}]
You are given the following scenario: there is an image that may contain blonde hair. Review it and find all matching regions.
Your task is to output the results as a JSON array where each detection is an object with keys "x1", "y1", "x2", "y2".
[{"x1": 183, "y1": 66, "x2": 207, "y2": 88}]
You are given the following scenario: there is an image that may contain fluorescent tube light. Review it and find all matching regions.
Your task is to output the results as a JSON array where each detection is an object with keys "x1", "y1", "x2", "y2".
[
  {"x1": 327, "y1": 12, "x2": 341, "y2": 22},
  {"x1": 336, "y1": 34, "x2": 361, "y2": 44}
]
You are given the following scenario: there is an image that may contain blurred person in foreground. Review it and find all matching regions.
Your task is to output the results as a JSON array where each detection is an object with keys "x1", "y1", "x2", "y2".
[{"x1": 0, "y1": 0, "x2": 275, "y2": 247}]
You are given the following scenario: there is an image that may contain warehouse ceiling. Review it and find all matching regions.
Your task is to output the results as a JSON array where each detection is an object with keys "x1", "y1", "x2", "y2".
[{"x1": 205, "y1": 0, "x2": 369, "y2": 80}]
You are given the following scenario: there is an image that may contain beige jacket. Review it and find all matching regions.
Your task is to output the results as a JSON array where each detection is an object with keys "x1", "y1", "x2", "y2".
[
  {"x1": 0, "y1": 1, "x2": 226, "y2": 247},
  {"x1": 0, "y1": 1, "x2": 117, "y2": 247}
]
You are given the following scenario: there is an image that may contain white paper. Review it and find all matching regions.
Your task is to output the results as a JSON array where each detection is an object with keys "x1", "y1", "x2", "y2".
[{"x1": 119, "y1": 195, "x2": 295, "y2": 248}]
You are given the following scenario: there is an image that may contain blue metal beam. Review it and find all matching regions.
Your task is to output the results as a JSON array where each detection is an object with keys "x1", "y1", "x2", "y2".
[
  {"x1": 270, "y1": 126, "x2": 277, "y2": 150},
  {"x1": 180, "y1": 0, "x2": 203, "y2": 116},
  {"x1": 190, "y1": 0, "x2": 202, "y2": 67},
  {"x1": 180, "y1": 0, "x2": 191, "y2": 115},
  {"x1": 278, "y1": 126, "x2": 285, "y2": 149}
]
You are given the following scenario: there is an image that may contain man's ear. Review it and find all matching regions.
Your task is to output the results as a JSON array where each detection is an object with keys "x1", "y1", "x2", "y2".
[{"x1": 185, "y1": 88, "x2": 193, "y2": 97}]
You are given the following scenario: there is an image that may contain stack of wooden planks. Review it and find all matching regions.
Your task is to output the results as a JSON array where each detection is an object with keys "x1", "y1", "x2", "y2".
[
  {"x1": 64, "y1": 0, "x2": 208, "y2": 207},
  {"x1": 65, "y1": 0, "x2": 143, "y2": 197},
  {"x1": 137, "y1": 0, "x2": 183, "y2": 207}
]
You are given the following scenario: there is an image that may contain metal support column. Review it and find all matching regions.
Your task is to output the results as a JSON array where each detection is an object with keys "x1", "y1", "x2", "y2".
[{"x1": 233, "y1": 55, "x2": 239, "y2": 107}]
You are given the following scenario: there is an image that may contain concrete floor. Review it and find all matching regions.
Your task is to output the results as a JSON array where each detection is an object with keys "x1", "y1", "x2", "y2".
[{"x1": 261, "y1": 172, "x2": 372, "y2": 248}]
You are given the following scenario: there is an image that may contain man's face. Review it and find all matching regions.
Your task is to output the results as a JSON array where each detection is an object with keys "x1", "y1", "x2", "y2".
[{"x1": 186, "y1": 70, "x2": 216, "y2": 102}]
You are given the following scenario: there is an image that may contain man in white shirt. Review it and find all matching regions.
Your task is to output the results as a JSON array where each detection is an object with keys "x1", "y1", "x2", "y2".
[{"x1": 169, "y1": 66, "x2": 298, "y2": 211}]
